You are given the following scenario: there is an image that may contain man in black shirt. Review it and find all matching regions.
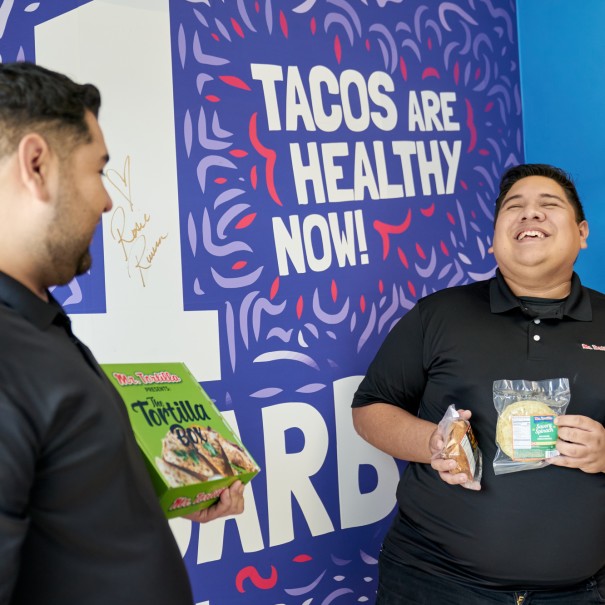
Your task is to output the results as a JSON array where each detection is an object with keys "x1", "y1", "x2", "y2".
[
  {"x1": 0, "y1": 62, "x2": 244, "y2": 605},
  {"x1": 353, "y1": 164, "x2": 605, "y2": 604}
]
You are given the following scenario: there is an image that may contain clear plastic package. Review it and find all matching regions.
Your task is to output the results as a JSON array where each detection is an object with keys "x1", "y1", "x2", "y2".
[
  {"x1": 433, "y1": 404, "x2": 482, "y2": 490},
  {"x1": 493, "y1": 377, "x2": 570, "y2": 476}
]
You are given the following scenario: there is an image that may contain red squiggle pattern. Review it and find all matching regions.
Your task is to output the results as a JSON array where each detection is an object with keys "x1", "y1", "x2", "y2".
[
  {"x1": 420, "y1": 203, "x2": 435, "y2": 217},
  {"x1": 235, "y1": 213, "x2": 256, "y2": 229},
  {"x1": 397, "y1": 247, "x2": 409, "y2": 268},
  {"x1": 334, "y1": 34, "x2": 342, "y2": 64},
  {"x1": 270, "y1": 276, "x2": 279, "y2": 300},
  {"x1": 280, "y1": 10, "x2": 288, "y2": 38},
  {"x1": 373, "y1": 209, "x2": 412, "y2": 259},
  {"x1": 249, "y1": 112, "x2": 282, "y2": 206},
  {"x1": 219, "y1": 75, "x2": 251, "y2": 90},
  {"x1": 421, "y1": 67, "x2": 440, "y2": 79},
  {"x1": 235, "y1": 565, "x2": 278, "y2": 593},
  {"x1": 250, "y1": 165, "x2": 257, "y2": 189},
  {"x1": 296, "y1": 296, "x2": 304, "y2": 318},
  {"x1": 231, "y1": 17, "x2": 244, "y2": 38},
  {"x1": 399, "y1": 56, "x2": 408, "y2": 81}
]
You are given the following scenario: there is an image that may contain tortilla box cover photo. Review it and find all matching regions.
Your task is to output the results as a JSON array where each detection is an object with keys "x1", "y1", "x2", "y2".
[{"x1": 102, "y1": 362, "x2": 260, "y2": 518}]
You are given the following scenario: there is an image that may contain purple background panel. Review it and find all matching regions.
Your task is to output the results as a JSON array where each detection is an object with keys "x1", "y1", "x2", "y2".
[{"x1": 170, "y1": 1, "x2": 522, "y2": 603}]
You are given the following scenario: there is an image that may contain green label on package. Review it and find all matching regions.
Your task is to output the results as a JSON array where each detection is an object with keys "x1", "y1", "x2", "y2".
[
  {"x1": 101, "y1": 362, "x2": 260, "y2": 519},
  {"x1": 512, "y1": 415, "x2": 558, "y2": 460}
]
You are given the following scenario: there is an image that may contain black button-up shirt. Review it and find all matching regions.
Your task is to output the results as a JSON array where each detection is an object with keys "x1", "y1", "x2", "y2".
[
  {"x1": 0, "y1": 272, "x2": 193, "y2": 604},
  {"x1": 353, "y1": 270, "x2": 605, "y2": 588}
]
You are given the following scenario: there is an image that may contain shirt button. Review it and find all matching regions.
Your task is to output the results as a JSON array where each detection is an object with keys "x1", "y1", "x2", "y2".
[
  {"x1": 534, "y1": 319, "x2": 541, "y2": 324},
  {"x1": 533, "y1": 334, "x2": 541, "y2": 342}
]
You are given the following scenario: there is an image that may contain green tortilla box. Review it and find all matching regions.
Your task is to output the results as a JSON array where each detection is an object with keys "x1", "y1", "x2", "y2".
[{"x1": 101, "y1": 362, "x2": 260, "y2": 519}]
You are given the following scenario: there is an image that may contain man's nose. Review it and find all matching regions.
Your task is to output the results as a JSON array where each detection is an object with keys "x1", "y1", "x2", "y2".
[
  {"x1": 103, "y1": 190, "x2": 113, "y2": 213},
  {"x1": 521, "y1": 204, "x2": 545, "y2": 221}
]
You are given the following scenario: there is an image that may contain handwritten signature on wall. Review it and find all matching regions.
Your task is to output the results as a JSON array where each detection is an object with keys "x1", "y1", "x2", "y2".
[{"x1": 106, "y1": 156, "x2": 168, "y2": 287}]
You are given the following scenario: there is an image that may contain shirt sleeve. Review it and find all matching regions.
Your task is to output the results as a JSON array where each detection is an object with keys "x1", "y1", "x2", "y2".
[
  {"x1": 0, "y1": 389, "x2": 38, "y2": 604},
  {"x1": 352, "y1": 303, "x2": 427, "y2": 414}
]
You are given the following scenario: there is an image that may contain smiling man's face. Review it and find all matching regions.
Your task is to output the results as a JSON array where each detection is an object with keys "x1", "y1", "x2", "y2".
[{"x1": 492, "y1": 175, "x2": 588, "y2": 286}]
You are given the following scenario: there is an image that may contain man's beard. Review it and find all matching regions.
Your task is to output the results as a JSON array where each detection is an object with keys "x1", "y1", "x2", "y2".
[
  {"x1": 44, "y1": 234, "x2": 93, "y2": 286},
  {"x1": 44, "y1": 177, "x2": 95, "y2": 286},
  {"x1": 74, "y1": 248, "x2": 92, "y2": 277}
]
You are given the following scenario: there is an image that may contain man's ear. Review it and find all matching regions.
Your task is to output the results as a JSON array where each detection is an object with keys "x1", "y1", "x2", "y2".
[
  {"x1": 17, "y1": 133, "x2": 56, "y2": 202},
  {"x1": 579, "y1": 220, "x2": 589, "y2": 250}
]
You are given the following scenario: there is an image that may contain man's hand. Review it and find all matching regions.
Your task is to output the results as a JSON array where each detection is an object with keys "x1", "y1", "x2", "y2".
[
  {"x1": 429, "y1": 409, "x2": 478, "y2": 487},
  {"x1": 184, "y1": 480, "x2": 246, "y2": 523},
  {"x1": 548, "y1": 415, "x2": 605, "y2": 473}
]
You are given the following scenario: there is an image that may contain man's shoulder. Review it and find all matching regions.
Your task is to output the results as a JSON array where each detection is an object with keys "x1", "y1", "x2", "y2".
[
  {"x1": 0, "y1": 304, "x2": 27, "y2": 335},
  {"x1": 584, "y1": 284, "x2": 605, "y2": 297},
  {"x1": 584, "y1": 285, "x2": 605, "y2": 310},
  {"x1": 417, "y1": 277, "x2": 492, "y2": 309},
  {"x1": 0, "y1": 304, "x2": 43, "y2": 357}
]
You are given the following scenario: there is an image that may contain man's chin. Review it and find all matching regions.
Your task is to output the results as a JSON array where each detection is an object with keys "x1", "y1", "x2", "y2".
[{"x1": 74, "y1": 251, "x2": 92, "y2": 277}]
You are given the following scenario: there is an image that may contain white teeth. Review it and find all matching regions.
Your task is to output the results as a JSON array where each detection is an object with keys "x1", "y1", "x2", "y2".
[{"x1": 517, "y1": 230, "x2": 545, "y2": 241}]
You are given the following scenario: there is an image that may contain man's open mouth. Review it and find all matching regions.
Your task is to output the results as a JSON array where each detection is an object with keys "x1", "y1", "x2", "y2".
[{"x1": 516, "y1": 230, "x2": 547, "y2": 241}]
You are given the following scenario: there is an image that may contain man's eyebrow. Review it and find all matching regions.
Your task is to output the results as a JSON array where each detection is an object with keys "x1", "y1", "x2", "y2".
[
  {"x1": 538, "y1": 192, "x2": 566, "y2": 202},
  {"x1": 502, "y1": 193, "x2": 522, "y2": 205},
  {"x1": 502, "y1": 192, "x2": 566, "y2": 205}
]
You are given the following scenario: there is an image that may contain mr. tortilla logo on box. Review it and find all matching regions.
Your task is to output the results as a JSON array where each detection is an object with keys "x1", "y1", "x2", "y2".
[{"x1": 112, "y1": 370, "x2": 182, "y2": 385}]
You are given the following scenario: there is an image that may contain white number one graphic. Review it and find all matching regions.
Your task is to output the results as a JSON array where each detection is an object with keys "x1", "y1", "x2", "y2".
[{"x1": 35, "y1": 0, "x2": 220, "y2": 382}]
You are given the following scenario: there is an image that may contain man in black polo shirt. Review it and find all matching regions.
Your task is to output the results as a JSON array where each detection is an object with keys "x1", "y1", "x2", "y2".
[
  {"x1": 0, "y1": 62, "x2": 244, "y2": 605},
  {"x1": 352, "y1": 164, "x2": 605, "y2": 604}
]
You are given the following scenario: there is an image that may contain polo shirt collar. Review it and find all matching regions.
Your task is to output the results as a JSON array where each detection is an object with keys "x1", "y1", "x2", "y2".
[
  {"x1": 0, "y1": 271, "x2": 66, "y2": 330},
  {"x1": 489, "y1": 269, "x2": 592, "y2": 321}
]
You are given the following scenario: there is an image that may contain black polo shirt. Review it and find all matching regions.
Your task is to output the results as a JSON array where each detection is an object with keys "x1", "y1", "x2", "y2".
[
  {"x1": 353, "y1": 270, "x2": 605, "y2": 588},
  {"x1": 0, "y1": 272, "x2": 193, "y2": 604}
]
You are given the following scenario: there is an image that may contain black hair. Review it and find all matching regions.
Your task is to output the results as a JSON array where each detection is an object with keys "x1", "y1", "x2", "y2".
[
  {"x1": 0, "y1": 61, "x2": 101, "y2": 157},
  {"x1": 494, "y1": 163, "x2": 585, "y2": 224}
]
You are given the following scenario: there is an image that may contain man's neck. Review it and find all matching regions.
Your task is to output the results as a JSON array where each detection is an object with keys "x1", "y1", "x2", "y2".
[
  {"x1": 0, "y1": 263, "x2": 48, "y2": 301},
  {"x1": 500, "y1": 270, "x2": 573, "y2": 299}
]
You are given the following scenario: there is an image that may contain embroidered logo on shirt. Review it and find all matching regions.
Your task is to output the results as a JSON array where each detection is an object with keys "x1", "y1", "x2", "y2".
[{"x1": 581, "y1": 343, "x2": 605, "y2": 351}]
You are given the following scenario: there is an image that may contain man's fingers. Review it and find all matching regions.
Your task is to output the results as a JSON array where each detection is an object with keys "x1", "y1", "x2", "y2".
[
  {"x1": 183, "y1": 481, "x2": 245, "y2": 523},
  {"x1": 457, "y1": 409, "x2": 472, "y2": 421},
  {"x1": 431, "y1": 458, "x2": 468, "y2": 485},
  {"x1": 439, "y1": 471, "x2": 469, "y2": 485}
]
